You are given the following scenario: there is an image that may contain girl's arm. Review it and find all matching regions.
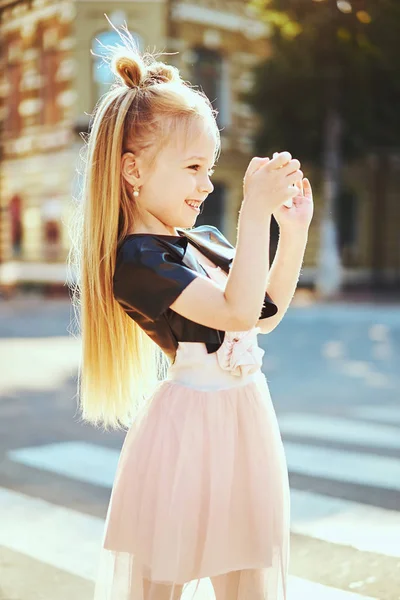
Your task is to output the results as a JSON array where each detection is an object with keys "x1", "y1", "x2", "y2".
[
  {"x1": 257, "y1": 229, "x2": 308, "y2": 334},
  {"x1": 170, "y1": 153, "x2": 301, "y2": 331}
]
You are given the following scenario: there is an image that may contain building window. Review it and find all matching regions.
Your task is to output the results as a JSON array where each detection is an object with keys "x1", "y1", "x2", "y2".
[
  {"x1": 43, "y1": 220, "x2": 61, "y2": 260},
  {"x1": 42, "y1": 198, "x2": 63, "y2": 260},
  {"x1": 92, "y1": 30, "x2": 143, "y2": 103},
  {"x1": 195, "y1": 182, "x2": 225, "y2": 232},
  {"x1": 40, "y1": 49, "x2": 60, "y2": 125},
  {"x1": 9, "y1": 195, "x2": 23, "y2": 258},
  {"x1": 5, "y1": 63, "x2": 22, "y2": 137},
  {"x1": 191, "y1": 47, "x2": 230, "y2": 128}
]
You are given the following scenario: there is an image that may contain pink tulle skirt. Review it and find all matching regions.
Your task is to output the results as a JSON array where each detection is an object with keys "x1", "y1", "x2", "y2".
[{"x1": 93, "y1": 342, "x2": 290, "y2": 600}]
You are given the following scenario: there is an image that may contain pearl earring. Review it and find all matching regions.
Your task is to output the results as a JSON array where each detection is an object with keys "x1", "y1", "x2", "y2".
[{"x1": 132, "y1": 186, "x2": 140, "y2": 197}]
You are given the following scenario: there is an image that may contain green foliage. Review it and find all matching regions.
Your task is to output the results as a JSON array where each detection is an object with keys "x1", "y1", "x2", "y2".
[{"x1": 245, "y1": 0, "x2": 400, "y2": 165}]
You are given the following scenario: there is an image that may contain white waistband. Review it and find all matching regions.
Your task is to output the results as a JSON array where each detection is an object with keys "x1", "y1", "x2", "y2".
[{"x1": 166, "y1": 346, "x2": 262, "y2": 391}]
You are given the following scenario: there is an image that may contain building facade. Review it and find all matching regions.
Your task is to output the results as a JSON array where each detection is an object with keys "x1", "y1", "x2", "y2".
[
  {"x1": 0, "y1": 0, "x2": 77, "y2": 288},
  {"x1": 0, "y1": 0, "x2": 399, "y2": 293}
]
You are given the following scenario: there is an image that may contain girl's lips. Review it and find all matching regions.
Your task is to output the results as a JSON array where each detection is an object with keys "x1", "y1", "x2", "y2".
[{"x1": 185, "y1": 200, "x2": 201, "y2": 213}]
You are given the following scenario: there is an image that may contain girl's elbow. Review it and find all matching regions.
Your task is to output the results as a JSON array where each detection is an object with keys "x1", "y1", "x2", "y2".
[{"x1": 257, "y1": 316, "x2": 280, "y2": 334}]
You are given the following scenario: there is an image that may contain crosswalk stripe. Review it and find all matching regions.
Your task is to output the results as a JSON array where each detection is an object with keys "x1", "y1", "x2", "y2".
[
  {"x1": 0, "y1": 486, "x2": 103, "y2": 581},
  {"x1": 8, "y1": 441, "x2": 118, "y2": 488},
  {"x1": 290, "y1": 489, "x2": 400, "y2": 557},
  {"x1": 279, "y1": 414, "x2": 400, "y2": 450},
  {"x1": 287, "y1": 577, "x2": 374, "y2": 599},
  {"x1": 9, "y1": 438, "x2": 400, "y2": 494},
  {"x1": 285, "y1": 441, "x2": 400, "y2": 491},
  {"x1": 7, "y1": 441, "x2": 400, "y2": 557},
  {"x1": 0, "y1": 487, "x2": 375, "y2": 600},
  {"x1": 346, "y1": 405, "x2": 400, "y2": 426}
]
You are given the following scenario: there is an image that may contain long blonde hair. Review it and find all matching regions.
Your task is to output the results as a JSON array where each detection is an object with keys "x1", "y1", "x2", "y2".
[{"x1": 68, "y1": 23, "x2": 221, "y2": 431}]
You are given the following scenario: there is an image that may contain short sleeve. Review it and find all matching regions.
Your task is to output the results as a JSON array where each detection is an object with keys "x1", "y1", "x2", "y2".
[{"x1": 113, "y1": 236, "x2": 200, "y2": 321}]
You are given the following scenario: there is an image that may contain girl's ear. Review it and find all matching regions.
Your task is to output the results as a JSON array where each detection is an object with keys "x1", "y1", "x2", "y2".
[{"x1": 121, "y1": 151, "x2": 142, "y2": 187}]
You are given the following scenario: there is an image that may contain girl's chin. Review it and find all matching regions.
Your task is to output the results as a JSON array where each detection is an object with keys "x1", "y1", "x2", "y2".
[{"x1": 184, "y1": 211, "x2": 200, "y2": 223}]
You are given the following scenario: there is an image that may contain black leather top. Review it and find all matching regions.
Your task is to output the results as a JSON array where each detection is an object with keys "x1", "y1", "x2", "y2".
[{"x1": 113, "y1": 224, "x2": 278, "y2": 362}]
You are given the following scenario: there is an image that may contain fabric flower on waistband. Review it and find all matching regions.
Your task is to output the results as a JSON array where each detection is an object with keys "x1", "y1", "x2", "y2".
[{"x1": 216, "y1": 327, "x2": 265, "y2": 377}]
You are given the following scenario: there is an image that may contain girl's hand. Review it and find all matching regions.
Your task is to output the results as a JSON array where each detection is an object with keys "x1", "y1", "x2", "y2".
[
  {"x1": 271, "y1": 153, "x2": 314, "y2": 233},
  {"x1": 242, "y1": 152, "x2": 303, "y2": 218}
]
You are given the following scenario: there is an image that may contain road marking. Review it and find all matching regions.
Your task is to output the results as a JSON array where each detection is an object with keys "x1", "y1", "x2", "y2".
[
  {"x1": 290, "y1": 489, "x2": 400, "y2": 557},
  {"x1": 7, "y1": 442, "x2": 400, "y2": 557},
  {"x1": 0, "y1": 337, "x2": 80, "y2": 394},
  {"x1": 8, "y1": 441, "x2": 118, "y2": 488},
  {"x1": 285, "y1": 441, "x2": 400, "y2": 491},
  {"x1": 287, "y1": 577, "x2": 374, "y2": 599},
  {"x1": 279, "y1": 414, "x2": 400, "y2": 450},
  {"x1": 346, "y1": 405, "x2": 400, "y2": 426},
  {"x1": 0, "y1": 486, "x2": 103, "y2": 580},
  {"x1": 0, "y1": 487, "x2": 375, "y2": 600}
]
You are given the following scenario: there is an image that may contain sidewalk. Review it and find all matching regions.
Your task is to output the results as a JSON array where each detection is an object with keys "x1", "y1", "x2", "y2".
[
  {"x1": 288, "y1": 287, "x2": 400, "y2": 307},
  {"x1": 1, "y1": 287, "x2": 400, "y2": 312}
]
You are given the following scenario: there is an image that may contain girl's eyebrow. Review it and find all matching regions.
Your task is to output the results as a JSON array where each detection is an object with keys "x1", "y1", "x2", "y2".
[{"x1": 184, "y1": 155, "x2": 208, "y2": 162}]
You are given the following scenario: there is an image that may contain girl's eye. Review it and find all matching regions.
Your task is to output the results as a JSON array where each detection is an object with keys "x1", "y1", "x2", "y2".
[{"x1": 189, "y1": 165, "x2": 215, "y2": 177}]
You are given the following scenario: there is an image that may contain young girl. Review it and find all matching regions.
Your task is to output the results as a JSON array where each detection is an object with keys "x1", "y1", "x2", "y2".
[{"x1": 70, "y1": 23, "x2": 313, "y2": 600}]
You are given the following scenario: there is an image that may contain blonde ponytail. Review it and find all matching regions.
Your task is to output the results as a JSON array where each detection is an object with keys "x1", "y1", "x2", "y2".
[{"x1": 68, "y1": 22, "x2": 220, "y2": 431}]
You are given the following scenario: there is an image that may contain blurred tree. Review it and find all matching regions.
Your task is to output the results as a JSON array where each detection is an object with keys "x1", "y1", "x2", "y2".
[{"x1": 246, "y1": 0, "x2": 400, "y2": 293}]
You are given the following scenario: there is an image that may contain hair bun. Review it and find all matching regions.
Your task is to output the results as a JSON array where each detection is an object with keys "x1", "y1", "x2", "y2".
[
  {"x1": 111, "y1": 48, "x2": 181, "y2": 90},
  {"x1": 144, "y1": 62, "x2": 180, "y2": 86},
  {"x1": 111, "y1": 52, "x2": 145, "y2": 88}
]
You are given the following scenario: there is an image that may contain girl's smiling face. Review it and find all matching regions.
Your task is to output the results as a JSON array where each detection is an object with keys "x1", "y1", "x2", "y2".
[{"x1": 122, "y1": 120, "x2": 218, "y2": 235}]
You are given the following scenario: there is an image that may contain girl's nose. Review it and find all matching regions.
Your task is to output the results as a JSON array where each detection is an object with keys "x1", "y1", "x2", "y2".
[{"x1": 201, "y1": 178, "x2": 214, "y2": 194}]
